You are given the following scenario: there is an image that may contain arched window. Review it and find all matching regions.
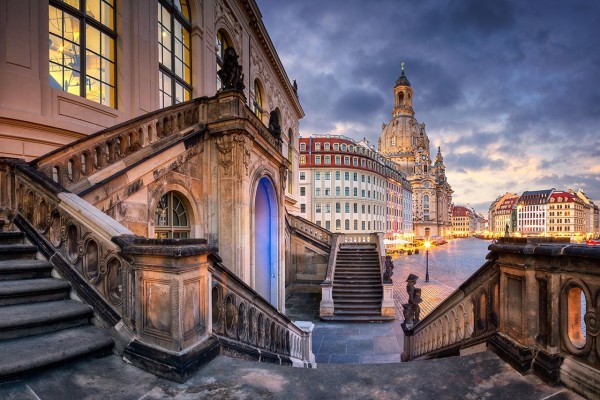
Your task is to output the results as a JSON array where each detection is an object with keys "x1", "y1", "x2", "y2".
[
  {"x1": 216, "y1": 29, "x2": 232, "y2": 90},
  {"x1": 345, "y1": 219, "x2": 350, "y2": 230},
  {"x1": 158, "y1": 0, "x2": 192, "y2": 107},
  {"x1": 155, "y1": 191, "x2": 191, "y2": 238},
  {"x1": 52, "y1": 166, "x2": 60, "y2": 184},
  {"x1": 253, "y1": 79, "x2": 264, "y2": 120},
  {"x1": 49, "y1": 0, "x2": 116, "y2": 107}
]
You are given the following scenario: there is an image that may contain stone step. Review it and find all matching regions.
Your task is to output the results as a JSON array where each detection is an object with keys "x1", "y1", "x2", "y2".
[
  {"x1": 0, "y1": 259, "x2": 53, "y2": 280},
  {"x1": 334, "y1": 309, "x2": 381, "y2": 316},
  {"x1": 334, "y1": 282, "x2": 382, "y2": 289},
  {"x1": 0, "y1": 325, "x2": 114, "y2": 382},
  {"x1": 0, "y1": 278, "x2": 71, "y2": 306},
  {"x1": 335, "y1": 271, "x2": 379, "y2": 280},
  {"x1": 334, "y1": 298, "x2": 381, "y2": 304},
  {"x1": 0, "y1": 300, "x2": 93, "y2": 340},
  {"x1": 335, "y1": 262, "x2": 380, "y2": 267},
  {"x1": 333, "y1": 292, "x2": 382, "y2": 299},
  {"x1": 334, "y1": 303, "x2": 381, "y2": 310},
  {"x1": 0, "y1": 232, "x2": 25, "y2": 245},
  {"x1": 334, "y1": 271, "x2": 380, "y2": 276},
  {"x1": 321, "y1": 314, "x2": 395, "y2": 322},
  {"x1": 0, "y1": 244, "x2": 38, "y2": 261},
  {"x1": 334, "y1": 278, "x2": 381, "y2": 285}
]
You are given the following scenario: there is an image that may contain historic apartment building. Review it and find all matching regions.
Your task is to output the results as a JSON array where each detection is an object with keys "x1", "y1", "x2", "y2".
[
  {"x1": 378, "y1": 67, "x2": 453, "y2": 239},
  {"x1": 488, "y1": 188, "x2": 599, "y2": 239},
  {"x1": 451, "y1": 205, "x2": 475, "y2": 237},
  {"x1": 297, "y1": 135, "x2": 413, "y2": 238},
  {"x1": 488, "y1": 192, "x2": 519, "y2": 236}
]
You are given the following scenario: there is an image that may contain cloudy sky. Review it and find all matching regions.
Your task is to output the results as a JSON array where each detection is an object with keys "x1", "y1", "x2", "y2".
[{"x1": 255, "y1": 0, "x2": 600, "y2": 213}]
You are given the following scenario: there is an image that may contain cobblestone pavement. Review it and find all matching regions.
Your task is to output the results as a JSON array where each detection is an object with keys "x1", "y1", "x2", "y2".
[
  {"x1": 392, "y1": 238, "x2": 492, "y2": 318},
  {"x1": 285, "y1": 238, "x2": 491, "y2": 364}
]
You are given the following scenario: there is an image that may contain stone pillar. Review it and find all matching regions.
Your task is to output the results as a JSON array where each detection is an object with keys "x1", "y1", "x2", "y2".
[
  {"x1": 382, "y1": 283, "x2": 395, "y2": 317},
  {"x1": 294, "y1": 321, "x2": 316, "y2": 368},
  {"x1": 320, "y1": 282, "x2": 334, "y2": 317}
]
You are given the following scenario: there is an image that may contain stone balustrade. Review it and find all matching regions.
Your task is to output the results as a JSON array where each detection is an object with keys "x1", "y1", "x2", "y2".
[
  {"x1": 33, "y1": 101, "x2": 202, "y2": 194},
  {"x1": 402, "y1": 238, "x2": 600, "y2": 399},
  {"x1": 0, "y1": 157, "x2": 315, "y2": 381},
  {"x1": 210, "y1": 256, "x2": 314, "y2": 366},
  {"x1": 288, "y1": 213, "x2": 333, "y2": 247},
  {"x1": 342, "y1": 233, "x2": 374, "y2": 243}
]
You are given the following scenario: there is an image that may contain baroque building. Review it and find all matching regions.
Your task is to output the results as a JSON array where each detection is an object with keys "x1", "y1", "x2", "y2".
[
  {"x1": 378, "y1": 67, "x2": 453, "y2": 239},
  {"x1": 0, "y1": 0, "x2": 326, "y2": 379}
]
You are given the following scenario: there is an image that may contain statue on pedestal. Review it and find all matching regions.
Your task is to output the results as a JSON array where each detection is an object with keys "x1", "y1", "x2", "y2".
[
  {"x1": 403, "y1": 273, "x2": 422, "y2": 326},
  {"x1": 268, "y1": 110, "x2": 282, "y2": 138},
  {"x1": 217, "y1": 47, "x2": 245, "y2": 92},
  {"x1": 383, "y1": 255, "x2": 394, "y2": 283}
]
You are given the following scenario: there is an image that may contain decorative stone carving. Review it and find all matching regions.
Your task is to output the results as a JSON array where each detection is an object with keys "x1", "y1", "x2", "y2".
[
  {"x1": 383, "y1": 255, "x2": 394, "y2": 283},
  {"x1": 215, "y1": 135, "x2": 234, "y2": 175},
  {"x1": 403, "y1": 273, "x2": 422, "y2": 326},
  {"x1": 217, "y1": 47, "x2": 245, "y2": 92},
  {"x1": 279, "y1": 165, "x2": 287, "y2": 193},
  {"x1": 233, "y1": 134, "x2": 251, "y2": 176},
  {"x1": 268, "y1": 110, "x2": 282, "y2": 138}
]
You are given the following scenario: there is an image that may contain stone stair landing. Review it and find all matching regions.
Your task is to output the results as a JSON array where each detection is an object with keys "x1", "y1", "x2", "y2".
[
  {"x1": 0, "y1": 351, "x2": 584, "y2": 399},
  {"x1": 0, "y1": 231, "x2": 113, "y2": 382}
]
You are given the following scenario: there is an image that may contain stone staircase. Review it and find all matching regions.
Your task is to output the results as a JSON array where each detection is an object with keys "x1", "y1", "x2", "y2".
[
  {"x1": 0, "y1": 231, "x2": 114, "y2": 382},
  {"x1": 328, "y1": 244, "x2": 393, "y2": 322}
]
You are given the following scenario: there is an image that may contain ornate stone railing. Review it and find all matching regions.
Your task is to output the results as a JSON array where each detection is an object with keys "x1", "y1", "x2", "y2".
[
  {"x1": 32, "y1": 100, "x2": 202, "y2": 194},
  {"x1": 288, "y1": 213, "x2": 333, "y2": 248},
  {"x1": 402, "y1": 256, "x2": 498, "y2": 361},
  {"x1": 402, "y1": 238, "x2": 600, "y2": 399},
  {"x1": 0, "y1": 157, "x2": 315, "y2": 382},
  {"x1": 0, "y1": 158, "x2": 133, "y2": 325},
  {"x1": 210, "y1": 256, "x2": 314, "y2": 366},
  {"x1": 341, "y1": 233, "x2": 374, "y2": 243}
]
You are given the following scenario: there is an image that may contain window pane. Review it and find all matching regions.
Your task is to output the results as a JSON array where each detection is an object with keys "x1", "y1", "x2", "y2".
[
  {"x1": 59, "y1": 0, "x2": 81, "y2": 9},
  {"x1": 101, "y1": 1, "x2": 114, "y2": 30}
]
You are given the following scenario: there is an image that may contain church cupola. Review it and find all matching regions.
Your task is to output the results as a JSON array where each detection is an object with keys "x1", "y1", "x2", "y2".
[{"x1": 393, "y1": 63, "x2": 414, "y2": 117}]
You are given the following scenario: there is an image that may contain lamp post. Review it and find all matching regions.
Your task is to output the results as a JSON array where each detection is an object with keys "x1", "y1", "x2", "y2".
[{"x1": 424, "y1": 240, "x2": 431, "y2": 283}]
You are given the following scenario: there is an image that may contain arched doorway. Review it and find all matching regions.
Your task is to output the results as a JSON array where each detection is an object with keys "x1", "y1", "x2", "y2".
[{"x1": 254, "y1": 176, "x2": 278, "y2": 307}]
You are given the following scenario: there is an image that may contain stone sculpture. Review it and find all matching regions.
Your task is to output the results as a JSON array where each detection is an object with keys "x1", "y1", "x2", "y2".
[
  {"x1": 268, "y1": 110, "x2": 282, "y2": 138},
  {"x1": 383, "y1": 255, "x2": 394, "y2": 283},
  {"x1": 403, "y1": 273, "x2": 422, "y2": 326},
  {"x1": 217, "y1": 47, "x2": 245, "y2": 92}
]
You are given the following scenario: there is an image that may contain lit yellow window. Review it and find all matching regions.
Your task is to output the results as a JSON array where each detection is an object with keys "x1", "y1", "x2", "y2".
[
  {"x1": 158, "y1": 0, "x2": 192, "y2": 107},
  {"x1": 49, "y1": 0, "x2": 116, "y2": 108}
]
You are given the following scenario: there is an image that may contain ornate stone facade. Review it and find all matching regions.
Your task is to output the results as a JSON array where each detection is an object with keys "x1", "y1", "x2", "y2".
[{"x1": 379, "y1": 68, "x2": 453, "y2": 239}]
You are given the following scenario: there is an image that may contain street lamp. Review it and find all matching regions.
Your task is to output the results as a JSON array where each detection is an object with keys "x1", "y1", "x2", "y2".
[{"x1": 424, "y1": 240, "x2": 431, "y2": 282}]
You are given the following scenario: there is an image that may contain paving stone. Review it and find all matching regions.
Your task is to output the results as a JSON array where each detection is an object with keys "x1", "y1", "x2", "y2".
[
  {"x1": 346, "y1": 340, "x2": 373, "y2": 355},
  {"x1": 318, "y1": 340, "x2": 347, "y2": 354},
  {"x1": 330, "y1": 354, "x2": 361, "y2": 364}
]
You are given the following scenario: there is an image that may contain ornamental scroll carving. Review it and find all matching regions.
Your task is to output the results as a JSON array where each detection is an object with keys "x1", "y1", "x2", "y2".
[
  {"x1": 215, "y1": 135, "x2": 234, "y2": 176},
  {"x1": 279, "y1": 165, "x2": 287, "y2": 193},
  {"x1": 215, "y1": 133, "x2": 251, "y2": 176}
]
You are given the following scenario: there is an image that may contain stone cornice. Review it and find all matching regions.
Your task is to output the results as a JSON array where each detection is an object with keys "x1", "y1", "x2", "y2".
[{"x1": 239, "y1": 0, "x2": 304, "y2": 119}]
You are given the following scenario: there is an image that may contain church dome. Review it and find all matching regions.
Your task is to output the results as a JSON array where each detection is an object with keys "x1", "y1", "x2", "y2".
[
  {"x1": 379, "y1": 115, "x2": 419, "y2": 155},
  {"x1": 395, "y1": 70, "x2": 411, "y2": 87}
]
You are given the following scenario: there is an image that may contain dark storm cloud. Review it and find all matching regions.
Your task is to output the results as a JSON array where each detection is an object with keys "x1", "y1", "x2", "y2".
[
  {"x1": 333, "y1": 89, "x2": 385, "y2": 121},
  {"x1": 255, "y1": 0, "x2": 600, "y2": 207},
  {"x1": 445, "y1": 152, "x2": 506, "y2": 172}
]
